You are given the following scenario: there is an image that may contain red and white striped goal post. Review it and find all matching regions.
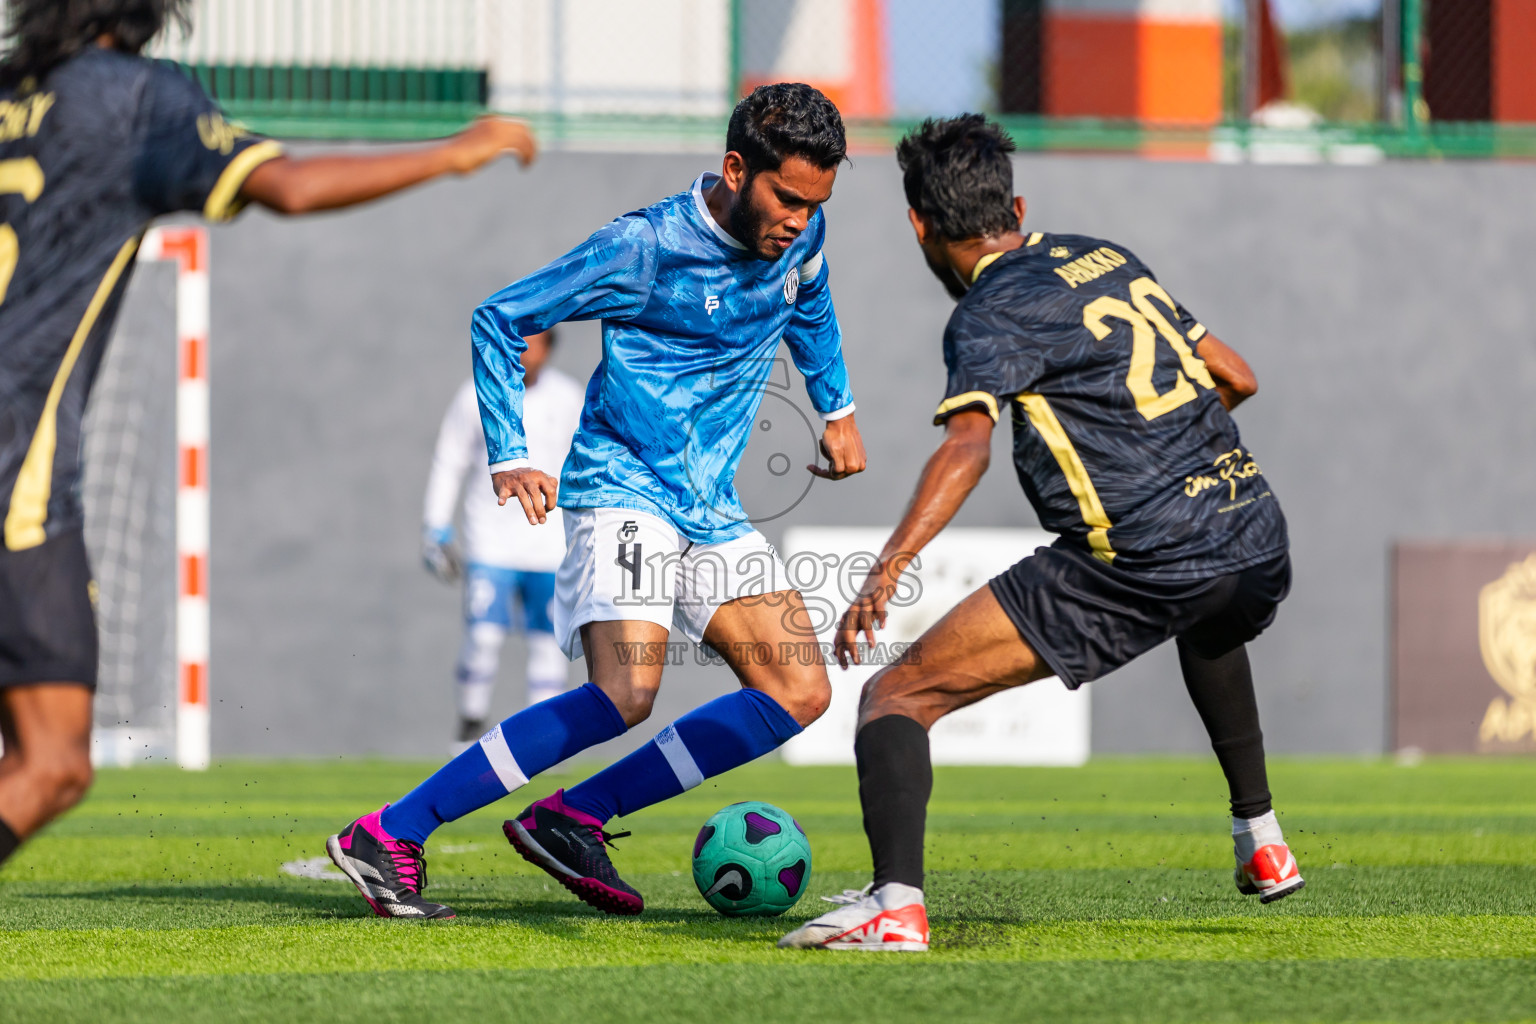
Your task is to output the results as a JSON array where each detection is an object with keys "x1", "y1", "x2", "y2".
[{"x1": 138, "y1": 226, "x2": 210, "y2": 771}]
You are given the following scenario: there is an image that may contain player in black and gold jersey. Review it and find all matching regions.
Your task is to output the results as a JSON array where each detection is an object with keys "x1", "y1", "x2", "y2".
[
  {"x1": 781, "y1": 115, "x2": 1302, "y2": 952},
  {"x1": 0, "y1": 0, "x2": 538, "y2": 869}
]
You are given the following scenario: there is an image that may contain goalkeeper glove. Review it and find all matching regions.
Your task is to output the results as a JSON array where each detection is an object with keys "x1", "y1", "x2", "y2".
[{"x1": 422, "y1": 526, "x2": 462, "y2": 583}]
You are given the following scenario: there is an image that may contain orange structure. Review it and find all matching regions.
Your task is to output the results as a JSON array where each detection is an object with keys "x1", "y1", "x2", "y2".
[
  {"x1": 1426, "y1": 0, "x2": 1536, "y2": 123},
  {"x1": 1042, "y1": 0, "x2": 1224, "y2": 125},
  {"x1": 737, "y1": 0, "x2": 891, "y2": 120},
  {"x1": 1493, "y1": 0, "x2": 1536, "y2": 122}
]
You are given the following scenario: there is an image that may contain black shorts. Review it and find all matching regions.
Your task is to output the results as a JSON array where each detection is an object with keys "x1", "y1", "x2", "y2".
[
  {"x1": 0, "y1": 529, "x2": 98, "y2": 689},
  {"x1": 989, "y1": 543, "x2": 1290, "y2": 689}
]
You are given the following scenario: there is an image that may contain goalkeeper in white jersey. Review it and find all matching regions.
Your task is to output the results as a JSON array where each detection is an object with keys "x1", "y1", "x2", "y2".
[{"x1": 422, "y1": 329, "x2": 584, "y2": 743}]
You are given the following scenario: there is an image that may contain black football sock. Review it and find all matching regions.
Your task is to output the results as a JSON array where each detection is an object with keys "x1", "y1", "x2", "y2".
[
  {"x1": 0, "y1": 815, "x2": 19, "y2": 868},
  {"x1": 855, "y1": 714, "x2": 932, "y2": 891},
  {"x1": 1177, "y1": 639, "x2": 1273, "y2": 820}
]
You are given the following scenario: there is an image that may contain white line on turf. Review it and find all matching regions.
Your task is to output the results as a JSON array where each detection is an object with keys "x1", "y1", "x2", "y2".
[{"x1": 281, "y1": 856, "x2": 347, "y2": 880}]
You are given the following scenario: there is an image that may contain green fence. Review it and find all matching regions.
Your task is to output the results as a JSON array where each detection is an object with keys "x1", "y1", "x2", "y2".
[{"x1": 179, "y1": 63, "x2": 486, "y2": 141}]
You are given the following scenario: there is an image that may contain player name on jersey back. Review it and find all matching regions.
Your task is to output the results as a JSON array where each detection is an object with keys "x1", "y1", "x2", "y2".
[{"x1": 1052, "y1": 245, "x2": 1128, "y2": 289}]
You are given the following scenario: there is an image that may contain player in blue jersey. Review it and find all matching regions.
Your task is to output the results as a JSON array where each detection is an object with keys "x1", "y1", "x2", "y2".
[
  {"x1": 329, "y1": 84, "x2": 867, "y2": 920},
  {"x1": 0, "y1": 0, "x2": 536, "y2": 872}
]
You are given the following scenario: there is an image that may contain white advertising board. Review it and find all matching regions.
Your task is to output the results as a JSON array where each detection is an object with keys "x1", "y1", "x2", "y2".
[{"x1": 780, "y1": 527, "x2": 1091, "y2": 766}]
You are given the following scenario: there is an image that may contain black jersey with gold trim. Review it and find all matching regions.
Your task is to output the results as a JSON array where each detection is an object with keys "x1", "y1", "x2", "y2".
[
  {"x1": 934, "y1": 232, "x2": 1287, "y2": 580},
  {"x1": 0, "y1": 49, "x2": 281, "y2": 551}
]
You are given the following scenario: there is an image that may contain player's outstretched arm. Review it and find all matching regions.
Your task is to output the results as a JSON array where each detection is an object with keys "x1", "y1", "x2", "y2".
[
  {"x1": 1196, "y1": 333, "x2": 1258, "y2": 411},
  {"x1": 239, "y1": 116, "x2": 536, "y2": 215},
  {"x1": 834, "y1": 409, "x2": 994, "y2": 668}
]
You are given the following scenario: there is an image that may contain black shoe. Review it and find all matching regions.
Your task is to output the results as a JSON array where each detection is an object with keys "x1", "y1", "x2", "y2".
[
  {"x1": 326, "y1": 806, "x2": 455, "y2": 919},
  {"x1": 457, "y1": 717, "x2": 487, "y2": 743},
  {"x1": 503, "y1": 789, "x2": 643, "y2": 915}
]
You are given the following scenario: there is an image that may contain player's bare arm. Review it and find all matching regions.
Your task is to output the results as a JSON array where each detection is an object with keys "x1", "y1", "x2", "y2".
[
  {"x1": 835, "y1": 408, "x2": 993, "y2": 668},
  {"x1": 807, "y1": 412, "x2": 868, "y2": 480},
  {"x1": 240, "y1": 116, "x2": 536, "y2": 215},
  {"x1": 1197, "y1": 332, "x2": 1259, "y2": 411},
  {"x1": 491, "y1": 466, "x2": 559, "y2": 526}
]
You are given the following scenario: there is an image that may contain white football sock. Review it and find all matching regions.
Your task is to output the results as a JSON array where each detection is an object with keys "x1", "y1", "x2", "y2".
[
  {"x1": 875, "y1": 882, "x2": 925, "y2": 908},
  {"x1": 526, "y1": 631, "x2": 569, "y2": 705},
  {"x1": 1232, "y1": 809, "x2": 1283, "y2": 859},
  {"x1": 456, "y1": 621, "x2": 506, "y2": 721},
  {"x1": 527, "y1": 681, "x2": 564, "y2": 705}
]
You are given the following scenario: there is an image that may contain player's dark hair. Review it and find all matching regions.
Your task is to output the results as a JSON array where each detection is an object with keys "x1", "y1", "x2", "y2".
[
  {"x1": 896, "y1": 115, "x2": 1019, "y2": 241},
  {"x1": 726, "y1": 83, "x2": 847, "y2": 177},
  {"x1": 0, "y1": 0, "x2": 190, "y2": 87}
]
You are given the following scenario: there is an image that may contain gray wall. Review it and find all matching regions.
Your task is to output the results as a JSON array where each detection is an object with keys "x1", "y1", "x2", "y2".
[{"x1": 153, "y1": 148, "x2": 1535, "y2": 758}]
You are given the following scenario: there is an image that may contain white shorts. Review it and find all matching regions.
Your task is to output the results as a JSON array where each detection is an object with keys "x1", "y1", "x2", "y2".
[{"x1": 553, "y1": 507, "x2": 791, "y2": 660}]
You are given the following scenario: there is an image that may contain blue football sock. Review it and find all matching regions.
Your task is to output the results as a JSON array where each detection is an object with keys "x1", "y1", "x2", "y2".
[
  {"x1": 381, "y1": 682, "x2": 627, "y2": 844},
  {"x1": 563, "y1": 689, "x2": 803, "y2": 824}
]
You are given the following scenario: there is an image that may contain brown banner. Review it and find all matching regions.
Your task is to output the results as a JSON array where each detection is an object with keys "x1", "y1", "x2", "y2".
[{"x1": 1393, "y1": 542, "x2": 1536, "y2": 754}]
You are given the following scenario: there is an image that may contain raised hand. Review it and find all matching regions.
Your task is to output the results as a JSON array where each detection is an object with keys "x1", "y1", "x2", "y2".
[{"x1": 447, "y1": 116, "x2": 538, "y2": 173}]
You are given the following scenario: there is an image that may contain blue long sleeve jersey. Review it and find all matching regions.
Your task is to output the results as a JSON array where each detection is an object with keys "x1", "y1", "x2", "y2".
[{"x1": 471, "y1": 172, "x2": 856, "y2": 545}]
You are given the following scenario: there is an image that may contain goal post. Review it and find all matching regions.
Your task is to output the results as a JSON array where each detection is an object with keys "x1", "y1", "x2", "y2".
[
  {"x1": 140, "y1": 226, "x2": 212, "y2": 771},
  {"x1": 87, "y1": 226, "x2": 211, "y2": 770}
]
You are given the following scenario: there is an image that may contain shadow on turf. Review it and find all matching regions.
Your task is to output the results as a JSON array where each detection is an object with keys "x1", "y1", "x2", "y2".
[
  {"x1": 443, "y1": 898, "x2": 791, "y2": 940},
  {"x1": 52, "y1": 884, "x2": 787, "y2": 936},
  {"x1": 50, "y1": 872, "x2": 1089, "y2": 939},
  {"x1": 41, "y1": 884, "x2": 369, "y2": 918}
]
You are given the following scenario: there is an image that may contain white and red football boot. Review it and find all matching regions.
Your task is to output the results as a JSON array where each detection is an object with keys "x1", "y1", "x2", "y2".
[
  {"x1": 1233, "y1": 811, "x2": 1305, "y2": 903},
  {"x1": 778, "y1": 882, "x2": 929, "y2": 952}
]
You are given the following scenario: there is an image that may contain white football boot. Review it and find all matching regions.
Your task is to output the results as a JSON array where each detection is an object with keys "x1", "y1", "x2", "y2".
[
  {"x1": 1232, "y1": 810, "x2": 1305, "y2": 903},
  {"x1": 778, "y1": 882, "x2": 929, "y2": 951}
]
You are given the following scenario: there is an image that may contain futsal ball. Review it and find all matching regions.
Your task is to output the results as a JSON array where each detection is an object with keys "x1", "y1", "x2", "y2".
[{"x1": 691, "y1": 801, "x2": 811, "y2": 916}]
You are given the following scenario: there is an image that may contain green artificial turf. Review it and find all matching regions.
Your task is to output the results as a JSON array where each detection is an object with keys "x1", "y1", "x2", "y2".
[{"x1": 1, "y1": 757, "x2": 1532, "y2": 1022}]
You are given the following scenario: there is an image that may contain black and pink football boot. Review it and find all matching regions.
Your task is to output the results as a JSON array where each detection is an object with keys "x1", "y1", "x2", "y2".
[
  {"x1": 503, "y1": 790, "x2": 643, "y2": 915},
  {"x1": 326, "y1": 806, "x2": 455, "y2": 920}
]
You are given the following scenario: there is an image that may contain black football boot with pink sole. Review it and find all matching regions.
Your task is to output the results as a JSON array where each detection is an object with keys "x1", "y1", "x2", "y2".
[
  {"x1": 504, "y1": 789, "x2": 643, "y2": 915},
  {"x1": 326, "y1": 806, "x2": 455, "y2": 920}
]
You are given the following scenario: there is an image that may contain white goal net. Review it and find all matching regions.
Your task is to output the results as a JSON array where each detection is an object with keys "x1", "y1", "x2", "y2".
[{"x1": 83, "y1": 262, "x2": 178, "y2": 764}]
